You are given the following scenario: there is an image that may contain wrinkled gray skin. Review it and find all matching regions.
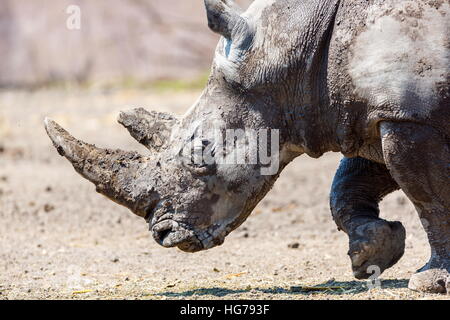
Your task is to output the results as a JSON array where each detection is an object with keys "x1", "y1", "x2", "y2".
[{"x1": 44, "y1": 0, "x2": 449, "y2": 293}]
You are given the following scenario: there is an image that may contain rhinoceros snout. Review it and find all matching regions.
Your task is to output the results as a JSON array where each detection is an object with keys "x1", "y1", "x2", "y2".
[{"x1": 151, "y1": 219, "x2": 203, "y2": 252}]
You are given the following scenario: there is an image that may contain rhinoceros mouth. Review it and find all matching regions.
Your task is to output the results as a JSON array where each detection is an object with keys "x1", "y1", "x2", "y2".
[{"x1": 151, "y1": 219, "x2": 203, "y2": 252}]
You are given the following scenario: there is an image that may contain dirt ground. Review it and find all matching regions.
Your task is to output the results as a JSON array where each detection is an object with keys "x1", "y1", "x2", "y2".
[{"x1": 0, "y1": 88, "x2": 448, "y2": 300}]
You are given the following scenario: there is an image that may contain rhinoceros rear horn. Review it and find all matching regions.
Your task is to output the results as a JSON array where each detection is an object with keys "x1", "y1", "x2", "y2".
[
  {"x1": 117, "y1": 107, "x2": 178, "y2": 152},
  {"x1": 44, "y1": 118, "x2": 160, "y2": 217},
  {"x1": 204, "y1": 0, "x2": 246, "y2": 40}
]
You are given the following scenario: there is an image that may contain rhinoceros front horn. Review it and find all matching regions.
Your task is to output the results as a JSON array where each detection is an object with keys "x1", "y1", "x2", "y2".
[{"x1": 44, "y1": 118, "x2": 161, "y2": 218}]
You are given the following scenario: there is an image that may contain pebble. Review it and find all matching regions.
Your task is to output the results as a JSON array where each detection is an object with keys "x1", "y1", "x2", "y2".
[{"x1": 43, "y1": 204, "x2": 55, "y2": 212}]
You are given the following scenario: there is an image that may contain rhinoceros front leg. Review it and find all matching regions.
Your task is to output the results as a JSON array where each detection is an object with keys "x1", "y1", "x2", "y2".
[
  {"x1": 330, "y1": 157, "x2": 406, "y2": 279},
  {"x1": 381, "y1": 121, "x2": 450, "y2": 294}
]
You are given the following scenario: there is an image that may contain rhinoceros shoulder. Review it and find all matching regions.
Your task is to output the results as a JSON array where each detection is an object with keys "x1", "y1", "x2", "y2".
[{"x1": 328, "y1": 0, "x2": 449, "y2": 154}]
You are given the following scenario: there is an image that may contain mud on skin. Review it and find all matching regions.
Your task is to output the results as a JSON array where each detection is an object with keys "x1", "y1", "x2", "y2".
[{"x1": 45, "y1": 0, "x2": 449, "y2": 294}]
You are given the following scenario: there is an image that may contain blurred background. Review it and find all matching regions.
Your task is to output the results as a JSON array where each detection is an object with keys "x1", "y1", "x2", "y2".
[{"x1": 0, "y1": 0, "x2": 252, "y2": 89}]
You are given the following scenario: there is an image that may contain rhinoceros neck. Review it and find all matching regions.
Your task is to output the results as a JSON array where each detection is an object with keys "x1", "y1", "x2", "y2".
[{"x1": 276, "y1": 0, "x2": 341, "y2": 158}]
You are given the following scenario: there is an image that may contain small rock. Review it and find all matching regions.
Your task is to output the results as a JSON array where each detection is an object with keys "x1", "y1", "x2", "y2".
[
  {"x1": 396, "y1": 196, "x2": 407, "y2": 206},
  {"x1": 112, "y1": 258, "x2": 119, "y2": 263},
  {"x1": 43, "y1": 204, "x2": 55, "y2": 212},
  {"x1": 45, "y1": 186, "x2": 52, "y2": 192},
  {"x1": 288, "y1": 242, "x2": 300, "y2": 249},
  {"x1": 213, "y1": 268, "x2": 220, "y2": 272}
]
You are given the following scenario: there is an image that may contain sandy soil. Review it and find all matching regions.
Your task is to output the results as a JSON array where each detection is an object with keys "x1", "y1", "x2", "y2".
[{"x1": 0, "y1": 89, "x2": 448, "y2": 300}]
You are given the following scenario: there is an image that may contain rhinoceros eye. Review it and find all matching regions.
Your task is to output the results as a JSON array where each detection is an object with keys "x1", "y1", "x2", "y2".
[{"x1": 189, "y1": 138, "x2": 217, "y2": 176}]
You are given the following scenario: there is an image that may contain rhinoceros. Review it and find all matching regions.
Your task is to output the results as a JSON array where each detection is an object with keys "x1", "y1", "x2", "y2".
[{"x1": 45, "y1": 0, "x2": 449, "y2": 294}]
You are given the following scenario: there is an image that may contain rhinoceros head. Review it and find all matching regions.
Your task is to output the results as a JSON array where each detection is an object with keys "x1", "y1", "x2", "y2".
[{"x1": 45, "y1": 0, "x2": 337, "y2": 252}]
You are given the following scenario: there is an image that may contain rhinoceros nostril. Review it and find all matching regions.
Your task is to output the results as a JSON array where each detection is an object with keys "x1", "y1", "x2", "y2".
[
  {"x1": 152, "y1": 220, "x2": 174, "y2": 244},
  {"x1": 157, "y1": 228, "x2": 172, "y2": 242}
]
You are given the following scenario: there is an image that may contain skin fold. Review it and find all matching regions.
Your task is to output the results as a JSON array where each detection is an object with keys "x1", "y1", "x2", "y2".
[{"x1": 44, "y1": 0, "x2": 449, "y2": 293}]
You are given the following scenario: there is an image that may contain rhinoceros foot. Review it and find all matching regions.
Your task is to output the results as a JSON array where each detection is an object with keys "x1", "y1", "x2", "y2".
[
  {"x1": 348, "y1": 219, "x2": 406, "y2": 279},
  {"x1": 408, "y1": 260, "x2": 450, "y2": 294}
]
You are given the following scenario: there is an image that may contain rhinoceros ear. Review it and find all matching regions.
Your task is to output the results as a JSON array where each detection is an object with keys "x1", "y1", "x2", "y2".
[
  {"x1": 204, "y1": 0, "x2": 244, "y2": 39},
  {"x1": 118, "y1": 108, "x2": 179, "y2": 152}
]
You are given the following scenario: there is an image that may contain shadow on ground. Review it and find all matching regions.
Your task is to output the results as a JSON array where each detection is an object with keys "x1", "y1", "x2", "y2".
[{"x1": 156, "y1": 279, "x2": 410, "y2": 298}]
